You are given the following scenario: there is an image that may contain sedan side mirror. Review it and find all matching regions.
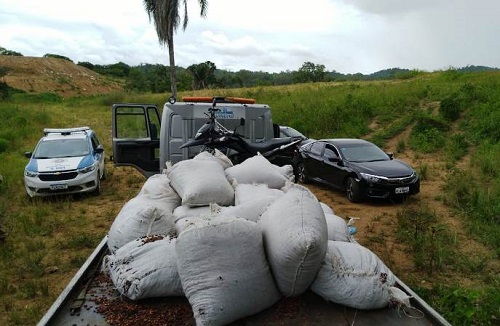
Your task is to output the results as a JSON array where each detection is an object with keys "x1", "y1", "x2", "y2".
[
  {"x1": 387, "y1": 152, "x2": 394, "y2": 159},
  {"x1": 25, "y1": 152, "x2": 32, "y2": 158}
]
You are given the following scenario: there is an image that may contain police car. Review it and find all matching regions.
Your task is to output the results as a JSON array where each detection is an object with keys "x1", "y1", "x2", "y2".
[{"x1": 24, "y1": 127, "x2": 106, "y2": 197}]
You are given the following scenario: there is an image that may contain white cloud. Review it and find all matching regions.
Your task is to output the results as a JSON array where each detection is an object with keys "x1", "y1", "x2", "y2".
[{"x1": 0, "y1": 0, "x2": 499, "y2": 74}]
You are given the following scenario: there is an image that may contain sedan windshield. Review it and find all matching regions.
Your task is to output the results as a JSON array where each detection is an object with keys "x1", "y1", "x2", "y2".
[
  {"x1": 281, "y1": 127, "x2": 305, "y2": 138},
  {"x1": 34, "y1": 139, "x2": 90, "y2": 159},
  {"x1": 339, "y1": 144, "x2": 389, "y2": 162}
]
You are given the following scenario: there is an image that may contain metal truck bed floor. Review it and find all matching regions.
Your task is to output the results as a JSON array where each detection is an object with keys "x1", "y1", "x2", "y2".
[{"x1": 38, "y1": 237, "x2": 451, "y2": 326}]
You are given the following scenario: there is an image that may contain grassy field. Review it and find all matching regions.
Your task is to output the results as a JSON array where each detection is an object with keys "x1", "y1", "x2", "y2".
[{"x1": 0, "y1": 70, "x2": 498, "y2": 325}]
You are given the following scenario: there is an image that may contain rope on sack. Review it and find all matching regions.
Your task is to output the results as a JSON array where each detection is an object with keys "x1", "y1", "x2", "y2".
[
  {"x1": 343, "y1": 306, "x2": 358, "y2": 326},
  {"x1": 146, "y1": 208, "x2": 159, "y2": 236},
  {"x1": 402, "y1": 305, "x2": 425, "y2": 320}
]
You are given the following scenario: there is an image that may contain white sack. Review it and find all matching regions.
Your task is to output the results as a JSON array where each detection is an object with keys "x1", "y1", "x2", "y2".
[
  {"x1": 176, "y1": 215, "x2": 281, "y2": 326},
  {"x1": 173, "y1": 205, "x2": 215, "y2": 235},
  {"x1": 320, "y1": 202, "x2": 335, "y2": 215},
  {"x1": 258, "y1": 183, "x2": 328, "y2": 296},
  {"x1": 173, "y1": 205, "x2": 213, "y2": 222},
  {"x1": 107, "y1": 195, "x2": 178, "y2": 253},
  {"x1": 167, "y1": 159, "x2": 234, "y2": 207},
  {"x1": 175, "y1": 216, "x2": 201, "y2": 235},
  {"x1": 325, "y1": 213, "x2": 352, "y2": 242},
  {"x1": 310, "y1": 241, "x2": 397, "y2": 310},
  {"x1": 273, "y1": 164, "x2": 295, "y2": 182},
  {"x1": 216, "y1": 196, "x2": 277, "y2": 223},
  {"x1": 102, "y1": 235, "x2": 183, "y2": 300},
  {"x1": 137, "y1": 173, "x2": 177, "y2": 200},
  {"x1": 225, "y1": 154, "x2": 288, "y2": 189},
  {"x1": 233, "y1": 183, "x2": 284, "y2": 205},
  {"x1": 193, "y1": 149, "x2": 233, "y2": 170}
]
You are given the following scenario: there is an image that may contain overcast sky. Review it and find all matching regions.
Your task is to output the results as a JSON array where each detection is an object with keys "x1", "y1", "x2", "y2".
[{"x1": 1, "y1": 0, "x2": 499, "y2": 74}]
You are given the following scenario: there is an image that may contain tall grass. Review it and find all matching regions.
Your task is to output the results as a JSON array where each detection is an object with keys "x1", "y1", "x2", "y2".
[{"x1": 0, "y1": 71, "x2": 499, "y2": 325}]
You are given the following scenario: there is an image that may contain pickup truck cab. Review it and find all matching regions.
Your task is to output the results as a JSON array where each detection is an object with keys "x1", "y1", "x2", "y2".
[{"x1": 112, "y1": 97, "x2": 278, "y2": 177}]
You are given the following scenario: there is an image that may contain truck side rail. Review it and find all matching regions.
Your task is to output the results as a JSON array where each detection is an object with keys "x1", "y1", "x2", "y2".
[{"x1": 37, "y1": 236, "x2": 109, "y2": 326}]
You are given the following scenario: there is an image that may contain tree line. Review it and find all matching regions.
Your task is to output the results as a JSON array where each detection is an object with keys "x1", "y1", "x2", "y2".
[
  {"x1": 1, "y1": 46, "x2": 498, "y2": 97},
  {"x1": 77, "y1": 60, "x2": 424, "y2": 94},
  {"x1": 74, "y1": 60, "x2": 500, "y2": 94}
]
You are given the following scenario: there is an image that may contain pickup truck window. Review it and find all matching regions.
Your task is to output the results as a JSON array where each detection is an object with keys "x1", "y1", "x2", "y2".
[
  {"x1": 171, "y1": 115, "x2": 183, "y2": 138},
  {"x1": 255, "y1": 116, "x2": 265, "y2": 139},
  {"x1": 115, "y1": 107, "x2": 148, "y2": 139}
]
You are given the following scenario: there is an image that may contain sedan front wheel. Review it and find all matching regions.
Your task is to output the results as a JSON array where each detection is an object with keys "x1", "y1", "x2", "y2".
[
  {"x1": 296, "y1": 163, "x2": 309, "y2": 184},
  {"x1": 346, "y1": 177, "x2": 363, "y2": 203}
]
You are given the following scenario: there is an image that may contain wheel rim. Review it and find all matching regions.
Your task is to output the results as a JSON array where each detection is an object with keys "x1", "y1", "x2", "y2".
[
  {"x1": 347, "y1": 179, "x2": 354, "y2": 201},
  {"x1": 298, "y1": 164, "x2": 306, "y2": 183}
]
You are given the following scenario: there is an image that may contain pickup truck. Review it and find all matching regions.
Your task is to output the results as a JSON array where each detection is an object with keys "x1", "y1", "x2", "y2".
[
  {"x1": 38, "y1": 236, "x2": 451, "y2": 326},
  {"x1": 37, "y1": 97, "x2": 452, "y2": 326}
]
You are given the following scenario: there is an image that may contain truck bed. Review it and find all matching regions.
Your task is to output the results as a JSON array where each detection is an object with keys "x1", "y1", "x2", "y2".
[{"x1": 38, "y1": 236, "x2": 451, "y2": 326}]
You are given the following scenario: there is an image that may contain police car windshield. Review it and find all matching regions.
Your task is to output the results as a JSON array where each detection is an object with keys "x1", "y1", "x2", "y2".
[{"x1": 34, "y1": 138, "x2": 90, "y2": 159}]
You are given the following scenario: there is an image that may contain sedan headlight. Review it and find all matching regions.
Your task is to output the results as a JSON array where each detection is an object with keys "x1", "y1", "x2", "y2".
[
  {"x1": 25, "y1": 169, "x2": 38, "y2": 178},
  {"x1": 79, "y1": 163, "x2": 96, "y2": 174},
  {"x1": 360, "y1": 172, "x2": 387, "y2": 183}
]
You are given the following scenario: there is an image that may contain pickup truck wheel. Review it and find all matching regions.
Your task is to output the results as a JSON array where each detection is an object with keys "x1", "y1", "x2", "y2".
[
  {"x1": 297, "y1": 163, "x2": 309, "y2": 184},
  {"x1": 346, "y1": 177, "x2": 363, "y2": 203}
]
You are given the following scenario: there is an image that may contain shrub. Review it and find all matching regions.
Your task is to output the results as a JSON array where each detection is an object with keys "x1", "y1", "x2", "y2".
[
  {"x1": 440, "y1": 94, "x2": 462, "y2": 121},
  {"x1": 0, "y1": 81, "x2": 10, "y2": 100},
  {"x1": 0, "y1": 139, "x2": 8, "y2": 153},
  {"x1": 409, "y1": 116, "x2": 448, "y2": 153},
  {"x1": 445, "y1": 133, "x2": 468, "y2": 162},
  {"x1": 409, "y1": 127, "x2": 446, "y2": 153},
  {"x1": 396, "y1": 206, "x2": 455, "y2": 275}
]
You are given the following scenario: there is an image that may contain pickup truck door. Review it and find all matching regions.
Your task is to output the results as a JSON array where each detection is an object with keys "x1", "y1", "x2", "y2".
[{"x1": 112, "y1": 104, "x2": 161, "y2": 177}]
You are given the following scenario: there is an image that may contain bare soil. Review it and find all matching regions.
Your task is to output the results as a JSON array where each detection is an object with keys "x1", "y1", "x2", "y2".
[{"x1": 0, "y1": 55, "x2": 123, "y2": 97}]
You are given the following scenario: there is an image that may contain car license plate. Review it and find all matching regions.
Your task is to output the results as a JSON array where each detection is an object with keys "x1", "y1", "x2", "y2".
[
  {"x1": 50, "y1": 184, "x2": 68, "y2": 190},
  {"x1": 395, "y1": 186, "x2": 410, "y2": 194}
]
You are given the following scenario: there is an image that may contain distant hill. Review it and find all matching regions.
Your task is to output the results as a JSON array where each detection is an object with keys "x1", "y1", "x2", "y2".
[
  {"x1": 456, "y1": 65, "x2": 500, "y2": 73},
  {"x1": 0, "y1": 55, "x2": 123, "y2": 97}
]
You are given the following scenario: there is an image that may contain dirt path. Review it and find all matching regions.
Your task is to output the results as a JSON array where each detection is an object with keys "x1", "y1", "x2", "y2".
[{"x1": 306, "y1": 110, "x2": 499, "y2": 287}]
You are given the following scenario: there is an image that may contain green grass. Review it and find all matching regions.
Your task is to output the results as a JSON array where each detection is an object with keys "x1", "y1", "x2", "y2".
[
  {"x1": 396, "y1": 206, "x2": 457, "y2": 274},
  {"x1": 415, "y1": 285, "x2": 500, "y2": 326},
  {"x1": 0, "y1": 70, "x2": 499, "y2": 325}
]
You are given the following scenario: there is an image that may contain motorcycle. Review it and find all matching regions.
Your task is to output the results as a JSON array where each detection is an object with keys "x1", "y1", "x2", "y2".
[{"x1": 179, "y1": 97, "x2": 302, "y2": 166}]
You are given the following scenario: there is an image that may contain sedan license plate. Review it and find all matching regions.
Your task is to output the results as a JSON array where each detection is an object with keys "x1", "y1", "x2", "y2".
[
  {"x1": 395, "y1": 186, "x2": 410, "y2": 194},
  {"x1": 50, "y1": 183, "x2": 68, "y2": 190}
]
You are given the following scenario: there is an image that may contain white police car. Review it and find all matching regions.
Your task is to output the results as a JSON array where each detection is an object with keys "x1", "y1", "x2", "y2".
[{"x1": 24, "y1": 126, "x2": 106, "y2": 197}]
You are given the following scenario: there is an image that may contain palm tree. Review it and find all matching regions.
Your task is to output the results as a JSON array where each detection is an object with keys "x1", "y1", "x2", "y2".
[{"x1": 143, "y1": 0, "x2": 208, "y2": 99}]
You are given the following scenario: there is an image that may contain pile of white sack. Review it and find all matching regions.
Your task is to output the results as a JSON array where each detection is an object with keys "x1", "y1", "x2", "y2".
[{"x1": 102, "y1": 150, "x2": 411, "y2": 325}]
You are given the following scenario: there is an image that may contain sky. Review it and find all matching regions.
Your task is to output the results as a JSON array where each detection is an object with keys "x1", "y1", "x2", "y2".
[{"x1": 1, "y1": 0, "x2": 499, "y2": 74}]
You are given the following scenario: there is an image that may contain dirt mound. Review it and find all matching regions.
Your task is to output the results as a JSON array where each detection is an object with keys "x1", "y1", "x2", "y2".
[{"x1": 0, "y1": 55, "x2": 123, "y2": 97}]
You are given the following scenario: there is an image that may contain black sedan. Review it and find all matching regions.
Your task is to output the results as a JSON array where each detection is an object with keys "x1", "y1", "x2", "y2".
[{"x1": 295, "y1": 139, "x2": 420, "y2": 203}]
